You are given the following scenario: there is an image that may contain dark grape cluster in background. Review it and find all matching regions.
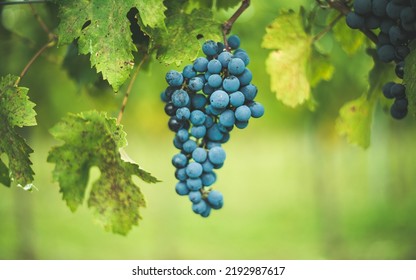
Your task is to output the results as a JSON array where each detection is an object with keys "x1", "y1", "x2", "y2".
[
  {"x1": 161, "y1": 35, "x2": 264, "y2": 217},
  {"x1": 346, "y1": 0, "x2": 416, "y2": 119}
]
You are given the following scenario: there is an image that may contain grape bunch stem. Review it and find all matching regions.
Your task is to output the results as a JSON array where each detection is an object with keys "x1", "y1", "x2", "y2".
[{"x1": 222, "y1": 0, "x2": 251, "y2": 51}]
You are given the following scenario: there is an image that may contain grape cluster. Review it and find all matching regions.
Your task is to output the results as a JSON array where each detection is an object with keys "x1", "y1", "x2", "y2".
[
  {"x1": 345, "y1": 0, "x2": 416, "y2": 119},
  {"x1": 161, "y1": 35, "x2": 264, "y2": 217}
]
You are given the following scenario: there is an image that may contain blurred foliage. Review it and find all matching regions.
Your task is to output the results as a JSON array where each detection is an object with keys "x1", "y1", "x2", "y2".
[{"x1": 1, "y1": 0, "x2": 416, "y2": 260}]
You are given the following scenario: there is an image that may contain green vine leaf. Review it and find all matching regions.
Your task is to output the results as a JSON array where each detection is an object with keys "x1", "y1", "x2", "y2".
[
  {"x1": 262, "y1": 10, "x2": 333, "y2": 108},
  {"x1": 55, "y1": 0, "x2": 166, "y2": 91},
  {"x1": 332, "y1": 13, "x2": 366, "y2": 55},
  {"x1": 404, "y1": 42, "x2": 416, "y2": 117},
  {"x1": 149, "y1": 9, "x2": 222, "y2": 66},
  {"x1": 0, "y1": 75, "x2": 36, "y2": 188},
  {"x1": 336, "y1": 54, "x2": 392, "y2": 148},
  {"x1": 47, "y1": 111, "x2": 159, "y2": 235}
]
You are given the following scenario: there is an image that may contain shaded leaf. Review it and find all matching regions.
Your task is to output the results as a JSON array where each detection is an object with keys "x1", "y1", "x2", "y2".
[
  {"x1": 336, "y1": 55, "x2": 392, "y2": 148},
  {"x1": 308, "y1": 50, "x2": 335, "y2": 88},
  {"x1": 47, "y1": 111, "x2": 159, "y2": 235},
  {"x1": 0, "y1": 75, "x2": 36, "y2": 188},
  {"x1": 55, "y1": 0, "x2": 166, "y2": 91},
  {"x1": 332, "y1": 14, "x2": 366, "y2": 55}
]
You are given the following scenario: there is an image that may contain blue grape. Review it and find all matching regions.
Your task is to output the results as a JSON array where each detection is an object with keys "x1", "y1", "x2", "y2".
[
  {"x1": 235, "y1": 105, "x2": 251, "y2": 122},
  {"x1": 176, "y1": 128, "x2": 189, "y2": 142},
  {"x1": 353, "y1": 0, "x2": 372, "y2": 15},
  {"x1": 175, "y1": 168, "x2": 187, "y2": 181},
  {"x1": 207, "y1": 124, "x2": 224, "y2": 141},
  {"x1": 192, "y1": 147, "x2": 208, "y2": 163},
  {"x1": 208, "y1": 146, "x2": 226, "y2": 165},
  {"x1": 208, "y1": 74, "x2": 223, "y2": 88},
  {"x1": 202, "y1": 40, "x2": 218, "y2": 56},
  {"x1": 222, "y1": 76, "x2": 241, "y2": 93},
  {"x1": 166, "y1": 70, "x2": 184, "y2": 87},
  {"x1": 207, "y1": 190, "x2": 224, "y2": 209},
  {"x1": 248, "y1": 101, "x2": 265, "y2": 118},
  {"x1": 233, "y1": 51, "x2": 250, "y2": 66},
  {"x1": 237, "y1": 69, "x2": 253, "y2": 86},
  {"x1": 200, "y1": 205, "x2": 212, "y2": 217},
  {"x1": 176, "y1": 107, "x2": 190, "y2": 120},
  {"x1": 240, "y1": 84, "x2": 257, "y2": 101},
  {"x1": 182, "y1": 64, "x2": 196, "y2": 79},
  {"x1": 191, "y1": 125, "x2": 207, "y2": 138},
  {"x1": 191, "y1": 94, "x2": 207, "y2": 110},
  {"x1": 193, "y1": 57, "x2": 209, "y2": 72},
  {"x1": 182, "y1": 139, "x2": 197, "y2": 154},
  {"x1": 186, "y1": 162, "x2": 203, "y2": 178},
  {"x1": 372, "y1": 0, "x2": 388, "y2": 17},
  {"x1": 235, "y1": 120, "x2": 249, "y2": 129},
  {"x1": 171, "y1": 89, "x2": 190, "y2": 107},
  {"x1": 203, "y1": 83, "x2": 215, "y2": 95},
  {"x1": 228, "y1": 58, "x2": 246, "y2": 75},
  {"x1": 189, "y1": 191, "x2": 202, "y2": 203},
  {"x1": 175, "y1": 182, "x2": 189, "y2": 195},
  {"x1": 186, "y1": 178, "x2": 203, "y2": 191},
  {"x1": 229, "y1": 91, "x2": 245, "y2": 107},
  {"x1": 201, "y1": 172, "x2": 217, "y2": 186},
  {"x1": 218, "y1": 51, "x2": 233, "y2": 67},
  {"x1": 190, "y1": 110, "x2": 206, "y2": 125},
  {"x1": 227, "y1": 35, "x2": 240, "y2": 49},
  {"x1": 188, "y1": 77, "x2": 204, "y2": 92},
  {"x1": 207, "y1": 59, "x2": 222, "y2": 74},
  {"x1": 219, "y1": 109, "x2": 236, "y2": 127},
  {"x1": 377, "y1": 44, "x2": 396, "y2": 62},
  {"x1": 202, "y1": 160, "x2": 214, "y2": 172},
  {"x1": 172, "y1": 153, "x2": 188, "y2": 168},
  {"x1": 346, "y1": 12, "x2": 365, "y2": 29},
  {"x1": 210, "y1": 90, "x2": 229, "y2": 109},
  {"x1": 192, "y1": 200, "x2": 208, "y2": 214}
]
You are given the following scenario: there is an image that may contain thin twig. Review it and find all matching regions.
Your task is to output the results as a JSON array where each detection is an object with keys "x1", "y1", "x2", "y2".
[
  {"x1": 0, "y1": 0, "x2": 50, "y2": 5},
  {"x1": 313, "y1": 13, "x2": 344, "y2": 42},
  {"x1": 14, "y1": 40, "x2": 55, "y2": 87},
  {"x1": 117, "y1": 54, "x2": 149, "y2": 125},
  {"x1": 29, "y1": 3, "x2": 55, "y2": 40},
  {"x1": 222, "y1": 0, "x2": 251, "y2": 51},
  {"x1": 326, "y1": 0, "x2": 378, "y2": 44}
]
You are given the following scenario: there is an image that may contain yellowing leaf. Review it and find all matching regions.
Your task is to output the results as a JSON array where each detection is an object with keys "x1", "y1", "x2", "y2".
[
  {"x1": 336, "y1": 94, "x2": 373, "y2": 148},
  {"x1": 336, "y1": 55, "x2": 393, "y2": 148},
  {"x1": 266, "y1": 49, "x2": 311, "y2": 107},
  {"x1": 262, "y1": 10, "x2": 334, "y2": 108}
]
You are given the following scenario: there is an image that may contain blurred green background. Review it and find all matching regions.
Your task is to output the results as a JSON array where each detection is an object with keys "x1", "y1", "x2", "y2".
[{"x1": 1, "y1": 0, "x2": 416, "y2": 260}]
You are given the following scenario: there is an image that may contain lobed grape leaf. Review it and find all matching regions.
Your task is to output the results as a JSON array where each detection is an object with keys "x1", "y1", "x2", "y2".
[
  {"x1": 336, "y1": 55, "x2": 392, "y2": 148},
  {"x1": 55, "y1": 0, "x2": 166, "y2": 92},
  {"x1": 404, "y1": 42, "x2": 416, "y2": 117},
  {"x1": 47, "y1": 111, "x2": 159, "y2": 235},
  {"x1": 149, "y1": 9, "x2": 222, "y2": 66},
  {"x1": 308, "y1": 50, "x2": 335, "y2": 88},
  {"x1": 262, "y1": 10, "x2": 313, "y2": 107},
  {"x1": 0, "y1": 75, "x2": 36, "y2": 188}
]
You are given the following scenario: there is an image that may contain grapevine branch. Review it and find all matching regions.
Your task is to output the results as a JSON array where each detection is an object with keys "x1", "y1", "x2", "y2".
[
  {"x1": 326, "y1": 0, "x2": 378, "y2": 44},
  {"x1": 116, "y1": 54, "x2": 149, "y2": 125},
  {"x1": 29, "y1": 3, "x2": 55, "y2": 40},
  {"x1": 14, "y1": 40, "x2": 55, "y2": 87},
  {"x1": 313, "y1": 12, "x2": 344, "y2": 42},
  {"x1": 222, "y1": 0, "x2": 251, "y2": 50}
]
